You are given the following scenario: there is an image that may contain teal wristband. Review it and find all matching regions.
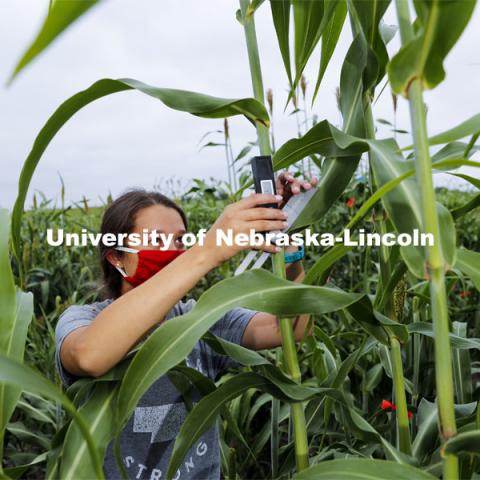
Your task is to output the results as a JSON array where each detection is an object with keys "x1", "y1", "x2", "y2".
[{"x1": 284, "y1": 245, "x2": 304, "y2": 264}]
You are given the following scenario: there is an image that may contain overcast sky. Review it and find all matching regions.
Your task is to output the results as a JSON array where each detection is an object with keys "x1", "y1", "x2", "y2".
[{"x1": 1, "y1": 1, "x2": 479, "y2": 209}]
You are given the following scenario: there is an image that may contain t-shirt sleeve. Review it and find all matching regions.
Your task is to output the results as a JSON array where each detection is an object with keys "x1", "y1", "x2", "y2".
[
  {"x1": 208, "y1": 306, "x2": 258, "y2": 376},
  {"x1": 54, "y1": 304, "x2": 100, "y2": 387}
]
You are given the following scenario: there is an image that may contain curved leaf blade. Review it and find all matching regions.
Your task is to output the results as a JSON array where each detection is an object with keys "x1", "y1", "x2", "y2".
[
  {"x1": 388, "y1": 0, "x2": 476, "y2": 94},
  {"x1": 0, "y1": 210, "x2": 34, "y2": 456},
  {"x1": 60, "y1": 383, "x2": 118, "y2": 480},
  {"x1": 313, "y1": 0, "x2": 347, "y2": 102},
  {"x1": 403, "y1": 114, "x2": 480, "y2": 150},
  {"x1": 444, "y1": 430, "x2": 480, "y2": 456},
  {"x1": 115, "y1": 269, "x2": 370, "y2": 431},
  {"x1": 0, "y1": 355, "x2": 104, "y2": 479},
  {"x1": 11, "y1": 78, "x2": 269, "y2": 258},
  {"x1": 293, "y1": 458, "x2": 436, "y2": 479},
  {"x1": 453, "y1": 248, "x2": 480, "y2": 290},
  {"x1": 292, "y1": 0, "x2": 337, "y2": 87}
]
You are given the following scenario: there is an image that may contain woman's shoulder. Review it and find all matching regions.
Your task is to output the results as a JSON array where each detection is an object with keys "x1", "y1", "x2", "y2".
[{"x1": 56, "y1": 298, "x2": 113, "y2": 331}]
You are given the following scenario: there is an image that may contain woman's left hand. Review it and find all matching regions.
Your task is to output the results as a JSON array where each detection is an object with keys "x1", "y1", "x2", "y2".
[{"x1": 275, "y1": 170, "x2": 318, "y2": 209}]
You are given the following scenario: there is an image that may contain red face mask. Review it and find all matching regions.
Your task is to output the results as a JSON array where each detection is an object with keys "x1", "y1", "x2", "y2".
[{"x1": 114, "y1": 247, "x2": 186, "y2": 287}]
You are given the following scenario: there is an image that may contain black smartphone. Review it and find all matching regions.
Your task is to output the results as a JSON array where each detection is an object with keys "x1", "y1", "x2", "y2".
[{"x1": 250, "y1": 155, "x2": 278, "y2": 208}]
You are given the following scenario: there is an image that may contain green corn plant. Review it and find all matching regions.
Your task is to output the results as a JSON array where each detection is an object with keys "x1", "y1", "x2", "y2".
[
  {"x1": 389, "y1": 1, "x2": 476, "y2": 477},
  {"x1": 238, "y1": 0, "x2": 309, "y2": 471},
  {"x1": 0, "y1": 210, "x2": 104, "y2": 478},
  {"x1": 347, "y1": 0, "x2": 412, "y2": 454},
  {"x1": 3, "y1": 1, "x2": 480, "y2": 479}
]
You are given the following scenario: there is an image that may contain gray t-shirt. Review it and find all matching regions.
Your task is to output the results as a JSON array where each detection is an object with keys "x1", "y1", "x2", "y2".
[{"x1": 55, "y1": 297, "x2": 258, "y2": 480}]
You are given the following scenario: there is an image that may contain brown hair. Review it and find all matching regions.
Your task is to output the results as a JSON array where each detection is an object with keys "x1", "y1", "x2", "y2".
[{"x1": 99, "y1": 189, "x2": 188, "y2": 299}]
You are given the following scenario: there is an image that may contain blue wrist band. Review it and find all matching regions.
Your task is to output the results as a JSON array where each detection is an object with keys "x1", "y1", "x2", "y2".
[{"x1": 284, "y1": 244, "x2": 304, "y2": 264}]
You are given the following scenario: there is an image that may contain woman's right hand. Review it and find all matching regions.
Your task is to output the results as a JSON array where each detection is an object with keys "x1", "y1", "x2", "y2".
[{"x1": 202, "y1": 193, "x2": 288, "y2": 266}]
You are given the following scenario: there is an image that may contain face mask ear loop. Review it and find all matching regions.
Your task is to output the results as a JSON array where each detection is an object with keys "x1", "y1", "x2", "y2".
[
  {"x1": 114, "y1": 264, "x2": 128, "y2": 278},
  {"x1": 114, "y1": 246, "x2": 138, "y2": 278}
]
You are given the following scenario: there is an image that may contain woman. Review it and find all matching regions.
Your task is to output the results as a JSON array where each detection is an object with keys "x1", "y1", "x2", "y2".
[{"x1": 55, "y1": 171, "x2": 317, "y2": 480}]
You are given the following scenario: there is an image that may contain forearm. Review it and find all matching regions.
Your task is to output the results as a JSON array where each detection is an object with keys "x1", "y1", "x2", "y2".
[{"x1": 62, "y1": 244, "x2": 217, "y2": 377}]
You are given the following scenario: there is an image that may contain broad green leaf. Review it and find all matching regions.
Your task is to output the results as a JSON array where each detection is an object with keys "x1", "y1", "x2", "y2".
[
  {"x1": 3, "y1": 452, "x2": 48, "y2": 479},
  {"x1": 115, "y1": 268, "x2": 370, "y2": 431},
  {"x1": 444, "y1": 430, "x2": 480, "y2": 456},
  {"x1": 167, "y1": 372, "x2": 286, "y2": 478},
  {"x1": 291, "y1": 32, "x2": 370, "y2": 229},
  {"x1": 292, "y1": 0, "x2": 337, "y2": 87},
  {"x1": 313, "y1": 0, "x2": 347, "y2": 102},
  {"x1": 345, "y1": 297, "x2": 407, "y2": 345},
  {"x1": 11, "y1": 78, "x2": 269, "y2": 259},
  {"x1": 368, "y1": 139, "x2": 457, "y2": 277},
  {"x1": 293, "y1": 458, "x2": 436, "y2": 479},
  {"x1": 270, "y1": 0, "x2": 292, "y2": 85},
  {"x1": 449, "y1": 173, "x2": 480, "y2": 190},
  {"x1": 272, "y1": 120, "x2": 367, "y2": 171},
  {"x1": 0, "y1": 210, "x2": 34, "y2": 457},
  {"x1": 410, "y1": 399, "x2": 477, "y2": 461},
  {"x1": 322, "y1": 339, "x2": 376, "y2": 431},
  {"x1": 303, "y1": 156, "x2": 469, "y2": 287},
  {"x1": 403, "y1": 114, "x2": 480, "y2": 150},
  {"x1": 304, "y1": 244, "x2": 352, "y2": 285},
  {"x1": 273, "y1": 127, "x2": 366, "y2": 231},
  {"x1": 60, "y1": 382, "x2": 118, "y2": 480},
  {"x1": 0, "y1": 291, "x2": 33, "y2": 455},
  {"x1": 258, "y1": 363, "x2": 340, "y2": 401},
  {"x1": 374, "y1": 261, "x2": 408, "y2": 311},
  {"x1": 16, "y1": 398, "x2": 56, "y2": 427},
  {"x1": 452, "y1": 322, "x2": 472, "y2": 404},
  {"x1": 46, "y1": 424, "x2": 69, "y2": 480},
  {"x1": 341, "y1": 406, "x2": 416, "y2": 464},
  {"x1": 202, "y1": 331, "x2": 269, "y2": 367},
  {"x1": 388, "y1": 0, "x2": 476, "y2": 94},
  {"x1": 167, "y1": 371, "x2": 343, "y2": 478},
  {"x1": 0, "y1": 210, "x2": 16, "y2": 355},
  {"x1": 408, "y1": 322, "x2": 480, "y2": 350},
  {"x1": 6, "y1": 421, "x2": 50, "y2": 449},
  {"x1": 0, "y1": 355, "x2": 104, "y2": 479},
  {"x1": 454, "y1": 248, "x2": 480, "y2": 290},
  {"x1": 452, "y1": 193, "x2": 480, "y2": 220},
  {"x1": 365, "y1": 363, "x2": 383, "y2": 392},
  {"x1": 339, "y1": 34, "x2": 369, "y2": 137},
  {"x1": 280, "y1": 21, "x2": 378, "y2": 230},
  {"x1": 412, "y1": 398, "x2": 438, "y2": 461},
  {"x1": 171, "y1": 364, "x2": 253, "y2": 458},
  {"x1": 350, "y1": 0, "x2": 391, "y2": 89},
  {"x1": 10, "y1": 1, "x2": 100, "y2": 82},
  {"x1": 431, "y1": 141, "x2": 479, "y2": 164}
]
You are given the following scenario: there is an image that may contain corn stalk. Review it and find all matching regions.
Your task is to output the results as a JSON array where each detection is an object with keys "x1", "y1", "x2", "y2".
[
  {"x1": 394, "y1": 1, "x2": 458, "y2": 477},
  {"x1": 238, "y1": 0, "x2": 309, "y2": 471},
  {"x1": 349, "y1": 1, "x2": 412, "y2": 454}
]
